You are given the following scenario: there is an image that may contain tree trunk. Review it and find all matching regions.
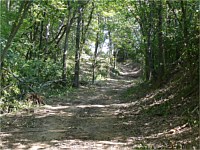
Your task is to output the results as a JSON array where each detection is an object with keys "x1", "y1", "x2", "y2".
[
  {"x1": 73, "y1": 5, "x2": 82, "y2": 88},
  {"x1": 0, "y1": 1, "x2": 32, "y2": 71},
  {"x1": 113, "y1": 49, "x2": 118, "y2": 70},
  {"x1": 62, "y1": 20, "x2": 71, "y2": 85},
  {"x1": 108, "y1": 31, "x2": 112, "y2": 63},
  {"x1": 181, "y1": 0, "x2": 188, "y2": 54},
  {"x1": 62, "y1": 3, "x2": 77, "y2": 86},
  {"x1": 62, "y1": 29, "x2": 69, "y2": 85},
  {"x1": 39, "y1": 12, "x2": 46, "y2": 59},
  {"x1": 146, "y1": 1, "x2": 155, "y2": 81},
  {"x1": 6, "y1": 0, "x2": 11, "y2": 11},
  {"x1": 157, "y1": 0, "x2": 164, "y2": 83},
  {"x1": 44, "y1": 21, "x2": 50, "y2": 61},
  {"x1": 80, "y1": 2, "x2": 94, "y2": 55},
  {"x1": 92, "y1": 31, "x2": 99, "y2": 84}
]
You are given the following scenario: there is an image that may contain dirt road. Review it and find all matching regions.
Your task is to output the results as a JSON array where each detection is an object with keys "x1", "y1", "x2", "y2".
[{"x1": 0, "y1": 64, "x2": 198, "y2": 149}]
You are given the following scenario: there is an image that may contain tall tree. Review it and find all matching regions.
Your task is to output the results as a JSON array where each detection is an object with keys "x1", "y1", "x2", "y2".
[
  {"x1": 157, "y1": 0, "x2": 164, "y2": 82},
  {"x1": 0, "y1": 1, "x2": 32, "y2": 70},
  {"x1": 92, "y1": 15, "x2": 100, "y2": 84},
  {"x1": 62, "y1": 1, "x2": 77, "y2": 85},
  {"x1": 135, "y1": 0, "x2": 155, "y2": 81},
  {"x1": 73, "y1": 3, "x2": 82, "y2": 88}
]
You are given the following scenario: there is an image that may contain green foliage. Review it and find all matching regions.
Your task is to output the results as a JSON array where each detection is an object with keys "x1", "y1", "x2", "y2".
[
  {"x1": 110, "y1": 68, "x2": 120, "y2": 76},
  {"x1": 1, "y1": 0, "x2": 198, "y2": 119},
  {"x1": 43, "y1": 86, "x2": 74, "y2": 99},
  {"x1": 145, "y1": 101, "x2": 171, "y2": 117},
  {"x1": 19, "y1": 59, "x2": 62, "y2": 82},
  {"x1": 135, "y1": 144, "x2": 154, "y2": 150},
  {"x1": 182, "y1": 107, "x2": 199, "y2": 127},
  {"x1": 0, "y1": 99, "x2": 22, "y2": 114},
  {"x1": 121, "y1": 81, "x2": 149, "y2": 101},
  {"x1": 0, "y1": 1, "x2": 18, "y2": 39}
]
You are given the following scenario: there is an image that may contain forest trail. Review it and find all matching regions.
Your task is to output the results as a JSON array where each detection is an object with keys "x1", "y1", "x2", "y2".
[{"x1": 0, "y1": 63, "x2": 197, "y2": 149}]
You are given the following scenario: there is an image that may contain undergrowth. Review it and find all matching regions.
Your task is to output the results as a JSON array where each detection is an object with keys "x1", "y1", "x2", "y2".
[{"x1": 121, "y1": 68, "x2": 199, "y2": 127}]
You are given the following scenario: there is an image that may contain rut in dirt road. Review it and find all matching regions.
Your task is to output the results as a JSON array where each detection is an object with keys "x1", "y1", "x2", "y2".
[
  {"x1": 1, "y1": 64, "x2": 145, "y2": 149},
  {"x1": 1, "y1": 63, "x2": 198, "y2": 149}
]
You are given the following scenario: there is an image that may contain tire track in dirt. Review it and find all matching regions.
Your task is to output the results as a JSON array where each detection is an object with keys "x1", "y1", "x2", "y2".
[
  {"x1": 2, "y1": 63, "x2": 196, "y2": 149},
  {"x1": 1, "y1": 64, "x2": 141, "y2": 149}
]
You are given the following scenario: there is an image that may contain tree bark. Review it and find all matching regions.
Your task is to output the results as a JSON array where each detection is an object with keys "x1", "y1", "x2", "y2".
[
  {"x1": 181, "y1": 0, "x2": 188, "y2": 50},
  {"x1": 137, "y1": 0, "x2": 154, "y2": 81},
  {"x1": 73, "y1": 5, "x2": 82, "y2": 88},
  {"x1": 62, "y1": 3, "x2": 77, "y2": 85},
  {"x1": 108, "y1": 31, "x2": 113, "y2": 67},
  {"x1": 6, "y1": 0, "x2": 11, "y2": 11},
  {"x1": 62, "y1": 16, "x2": 71, "y2": 84},
  {"x1": 44, "y1": 20, "x2": 50, "y2": 61},
  {"x1": 92, "y1": 31, "x2": 99, "y2": 84},
  {"x1": 157, "y1": 0, "x2": 164, "y2": 83},
  {"x1": 62, "y1": 27, "x2": 69, "y2": 85},
  {"x1": 146, "y1": 1, "x2": 155, "y2": 81},
  {"x1": 39, "y1": 12, "x2": 46, "y2": 59},
  {"x1": 113, "y1": 48, "x2": 118, "y2": 70},
  {"x1": 81, "y1": 2, "x2": 94, "y2": 50}
]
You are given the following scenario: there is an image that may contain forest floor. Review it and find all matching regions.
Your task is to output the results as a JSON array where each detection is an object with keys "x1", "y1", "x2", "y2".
[{"x1": 0, "y1": 63, "x2": 199, "y2": 150}]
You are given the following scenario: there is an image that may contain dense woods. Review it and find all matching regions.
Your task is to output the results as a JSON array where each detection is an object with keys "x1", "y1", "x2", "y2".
[{"x1": 0, "y1": 0, "x2": 199, "y2": 149}]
